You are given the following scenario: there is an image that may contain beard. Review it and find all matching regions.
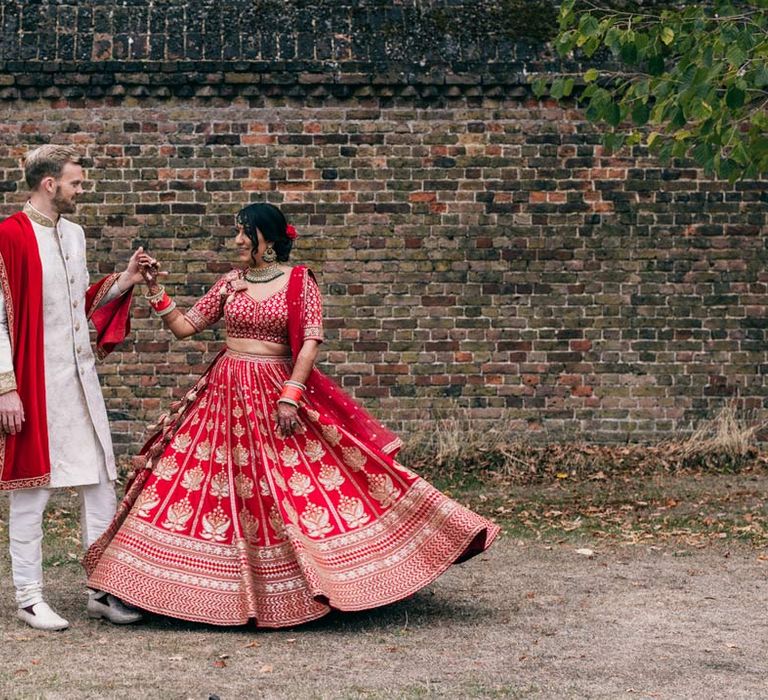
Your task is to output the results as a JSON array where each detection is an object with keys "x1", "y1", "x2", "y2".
[{"x1": 52, "y1": 186, "x2": 76, "y2": 215}]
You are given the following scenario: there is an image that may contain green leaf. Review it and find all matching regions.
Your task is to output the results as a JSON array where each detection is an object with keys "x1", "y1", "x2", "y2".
[
  {"x1": 579, "y1": 15, "x2": 599, "y2": 37},
  {"x1": 584, "y1": 68, "x2": 599, "y2": 83},
  {"x1": 531, "y1": 78, "x2": 548, "y2": 98},
  {"x1": 606, "y1": 102, "x2": 622, "y2": 127},
  {"x1": 661, "y1": 27, "x2": 675, "y2": 45},
  {"x1": 753, "y1": 64, "x2": 768, "y2": 88},
  {"x1": 562, "y1": 78, "x2": 575, "y2": 97},
  {"x1": 726, "y1": 44, "x2": 747, "y2": 68},
  {"x1": 620, "y1": 41, "x2": 638, "y2": 64},
  {"x1": 725, "y1": 86, "x2": 745, "y2": 109},
  {"x1": 550, "y1": 78, "x2": 565, "y2": 100},
  {"x1": 583, "y1": 36, "x2": 600, "y2": 57},
  {"x1": 647, "y1": 132, "x2": 662, "y2": 147},
  {"x1": 670, "y1": 107, "x2": 686, "y2": 129},
  {"x1": 648, "y1": 55, "x2": 665, "y2": 76},
  {"x1": 693, "y1": 144, "x2": 716, "y2": 174},
  {"x1": 632, "y1": 103, "x2": 650, "y2": 126}
]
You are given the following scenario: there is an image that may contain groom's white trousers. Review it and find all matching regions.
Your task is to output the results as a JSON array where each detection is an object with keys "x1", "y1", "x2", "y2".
[{"x1": 9, "y1": 478, "x2": 116, "y2": 607}]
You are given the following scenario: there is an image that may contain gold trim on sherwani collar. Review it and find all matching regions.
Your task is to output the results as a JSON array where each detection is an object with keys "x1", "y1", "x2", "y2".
[{"x1": 23, "y1": 201, "x2": 56, "y2": 228}]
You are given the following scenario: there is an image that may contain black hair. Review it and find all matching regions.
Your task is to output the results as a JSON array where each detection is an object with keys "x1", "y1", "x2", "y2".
[{"x1": 236, "y1": 203, "x2": 293, "y2": 263}]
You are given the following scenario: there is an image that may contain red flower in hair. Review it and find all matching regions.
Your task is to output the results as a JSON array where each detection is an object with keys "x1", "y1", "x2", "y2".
[{"x1": 286, "y1": 224, "x2": 298, "y2": 240}]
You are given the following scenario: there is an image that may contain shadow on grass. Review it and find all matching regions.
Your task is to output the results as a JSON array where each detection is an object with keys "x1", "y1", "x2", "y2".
[{"x1": 129, "y1": 588, "x2": 500, "y2": 636}]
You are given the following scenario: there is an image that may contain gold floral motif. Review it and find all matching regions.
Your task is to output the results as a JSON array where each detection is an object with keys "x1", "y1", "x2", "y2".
[
  {"x1": 318, "y1": 463, "x2": 344, "y2": 491},
  {"x1": 280, "y1": 446, "x2": 300, "y2": 468},
  {"x1": 199, "y1": 397, "x2": 208, "y2": 409},
  {"x1": 239, "y1": 509, "x2": 259, "y2": 539},
  {"x1": 209, "y1": 471, "x2": 230, "y2": 498},
  {"x1": 304, "y1": 440, "x2": 326, "y2": 462},
  {"x1": 288, "y1": 472, "x2": 315, "y2": 498},
  {"x1": 271, "y1": 468, "x2": 287, "y2": 491},
  {"x1": 337, "y1": 495, "x2": 370, "y2": 529},
  {"x1": 153, "y1": 455, "x2": 179, "y2": 480},
  {"x1": 234, "y1": 473, "x2": 254, "y2": 499},
  {"x1": 282, "y1": 498, "x2": 298, "y2": 525},
  {"x1": 206, "y1": 418, "x2": 215, "y2": 432},
  {"x1": 171, "y1": 433, "x2": 192, "y2": 453},
  {"x1": 269, "y1": 505, "x2": 286, "y2": 539},
  {"x1": 132, "y1": 484, "x2": 160, "y2": 518},
  {"x1": 300, "y1": 502, "x2": 333, "y2": 538},
  {"x1": 161, "y1": 499, "x2": 194, "y2": 532},
  {"x1": 233, "y1": 423, "x2": 245, "y2": 438},
  {"x1": 181, "y1": 465, "x2": 205, "y2": 491},
  {"x1": 259, "y1": 423, "x2": 269, "y2": 436},
  {"x1": 305, "y1": 408, "x2": 320, "y2": 422},
  {"x1": 232, "y1": 444, "x2": 250, "y2": 468},
  {"x1": 320, "y1": 423, "x2": 342, "y2": 446},
  {"x1": 194, "y1": 440, "x2": 211, "y2": 461},
  {"x1": 200, "y1": 506, "x2": 231, "y2": 542},
  {"x1": 259, "y1": 476, "x2": 271, "y2": 496},
  {"x1": 220, "y1": 422, "x2": 227, "y2": 435},
  {"x1": 341, "y1": 446, "x2": 367, "y2": 472},
  {"x1": 214, "y1": 445, "x2": 227, "y2": 465},
  {"x1": 263, "y1": 444, "x2": 276, "y2": 462},
  {"x1": 191, "y1": 413, "x2": 201, "y2": 426},
  {"x1": 367, "y1": 473, "x2": 401, "y2": 509},
  {"x1": 233, "y1": 405, "x2": 243, "y2": 419}
]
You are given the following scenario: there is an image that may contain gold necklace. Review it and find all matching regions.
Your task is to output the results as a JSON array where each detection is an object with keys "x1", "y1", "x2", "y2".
[{"x1": 244, "y1": 265, "x2": 284, "y2": 283}]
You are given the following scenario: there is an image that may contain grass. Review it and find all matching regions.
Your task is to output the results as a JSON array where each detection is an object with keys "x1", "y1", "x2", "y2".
[{"x1": 401, "y1": 403, "x2": 768, "y2": 485}]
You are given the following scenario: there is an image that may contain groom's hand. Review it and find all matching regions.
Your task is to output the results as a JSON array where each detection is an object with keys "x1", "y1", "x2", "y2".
[
  {"x1": 0, "y1": 390, "x2": 24, "y2": 434},
  {"x1": 123, "y1": 246, "x2": 148, "y2": 287}
]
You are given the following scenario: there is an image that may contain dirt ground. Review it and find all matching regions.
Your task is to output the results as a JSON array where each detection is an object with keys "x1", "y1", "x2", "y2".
[{"x1": 0, "y1": 477, "x2": 767, "y2": 699}]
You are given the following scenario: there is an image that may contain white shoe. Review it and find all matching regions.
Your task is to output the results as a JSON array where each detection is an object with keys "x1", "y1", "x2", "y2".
[
  {"x1": 87, "y1": 593, "x2": 143, "y2": 624},
  {"x1": 17, "y1": 601, "x2": 69, "y2": 631}
]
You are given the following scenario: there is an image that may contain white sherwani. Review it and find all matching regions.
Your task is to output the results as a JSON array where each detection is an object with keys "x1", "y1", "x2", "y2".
[{"x1": 0, "y1": 207, "x2": 121, "y2": 486}]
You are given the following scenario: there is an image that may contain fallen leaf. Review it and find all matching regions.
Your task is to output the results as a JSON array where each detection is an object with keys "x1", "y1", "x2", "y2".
[
  {"x1": 575, "y1": 548, "x2": 595, "y2": 558},
  {"x1": 212, "y1": 660, "x2": 227, "y2": 668},
  {"x1": 242, "y1": 641, "x2": 260, "y2": 648},
  {"x1": 259, "y1": 664, "x2": 273, "y2": 674}
]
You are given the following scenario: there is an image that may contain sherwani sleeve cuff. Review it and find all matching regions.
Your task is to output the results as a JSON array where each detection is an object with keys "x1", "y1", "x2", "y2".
[
  {"x1": 97, "y1": 276, "x2": 129, "y2": 308},
  {"x1": 0, "y1": 370, "x2": 17, "y2": 395}
]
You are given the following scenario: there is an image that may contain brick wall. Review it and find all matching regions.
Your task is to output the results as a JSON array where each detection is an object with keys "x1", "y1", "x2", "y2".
[{"x1": 0, "y1": 1, "x2": 765, "y2": 455}]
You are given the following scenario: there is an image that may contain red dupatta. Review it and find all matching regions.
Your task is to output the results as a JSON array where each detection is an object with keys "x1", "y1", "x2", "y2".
[
  {"x1": 0, "y1": 212, "x2": 49, "y2": 490},
  {"x1": 287, "y1": 265, "x2": 402, "y2": 457}
]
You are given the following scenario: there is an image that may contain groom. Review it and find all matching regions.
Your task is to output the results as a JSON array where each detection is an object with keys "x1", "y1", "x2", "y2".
[{"x1": 0, "y1": 145, "x2": 143, "y2": 630}]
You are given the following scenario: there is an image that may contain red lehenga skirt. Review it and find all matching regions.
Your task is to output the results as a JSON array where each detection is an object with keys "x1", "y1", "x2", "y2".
[{"x1": 85, "y1": 351, "x2": 499, "y2": 627}]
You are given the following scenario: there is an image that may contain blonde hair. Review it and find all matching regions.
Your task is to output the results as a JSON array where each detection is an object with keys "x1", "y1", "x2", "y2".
[{"x1": 24, "y1": 145, "x2": 82, "y2": 190}]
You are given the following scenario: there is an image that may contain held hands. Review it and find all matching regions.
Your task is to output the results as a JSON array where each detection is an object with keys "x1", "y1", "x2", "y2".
[
  {"x1": 122, "y1": 247, "x2": 149, "y2": 288},
  {"x1": 136, "y1": 251, "x2": 164, "y2": 291},
  {"x1": 0, "y1": 390, "x2": 24, "y2": 435}
]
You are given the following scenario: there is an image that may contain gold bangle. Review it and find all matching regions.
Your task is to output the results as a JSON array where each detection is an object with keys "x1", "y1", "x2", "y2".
[
  {"x1": 156, "y1": 301, "x2": 177, "y2": 317},
  {"x1": 144, "y1": 286, "x2": 165, "y2": 303}
]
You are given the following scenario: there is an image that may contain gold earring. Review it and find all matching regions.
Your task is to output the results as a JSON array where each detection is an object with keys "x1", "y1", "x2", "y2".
[{"x1": 262, "y1": 245, "x2": 277, "y2": 263}]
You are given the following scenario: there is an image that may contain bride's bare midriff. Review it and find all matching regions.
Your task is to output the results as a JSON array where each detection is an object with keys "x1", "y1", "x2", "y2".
[{"x1": 226, "y1": 337, "x2": 291, "y2": 356}]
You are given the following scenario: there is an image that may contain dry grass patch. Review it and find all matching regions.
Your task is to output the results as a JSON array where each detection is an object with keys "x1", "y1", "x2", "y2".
[{"x1": 401, "y1": 404, "x2": 768, "y2": 485}]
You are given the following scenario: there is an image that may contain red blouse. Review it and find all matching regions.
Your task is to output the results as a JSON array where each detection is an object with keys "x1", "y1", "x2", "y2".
[{"x1": 184, "y1": 269, "x2": 323, "y2": 345}]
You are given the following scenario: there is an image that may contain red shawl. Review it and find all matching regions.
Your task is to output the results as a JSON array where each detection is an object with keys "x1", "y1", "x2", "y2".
[
  {"x1": 0, "y1": 213, "x2": 49, "y2": 490},
  {"x1": 0, "y1": 213, "x2": 134, "y2": 491},
  {"x1": 287, "y1": 265, "x2": 402, "y2": 457}
]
